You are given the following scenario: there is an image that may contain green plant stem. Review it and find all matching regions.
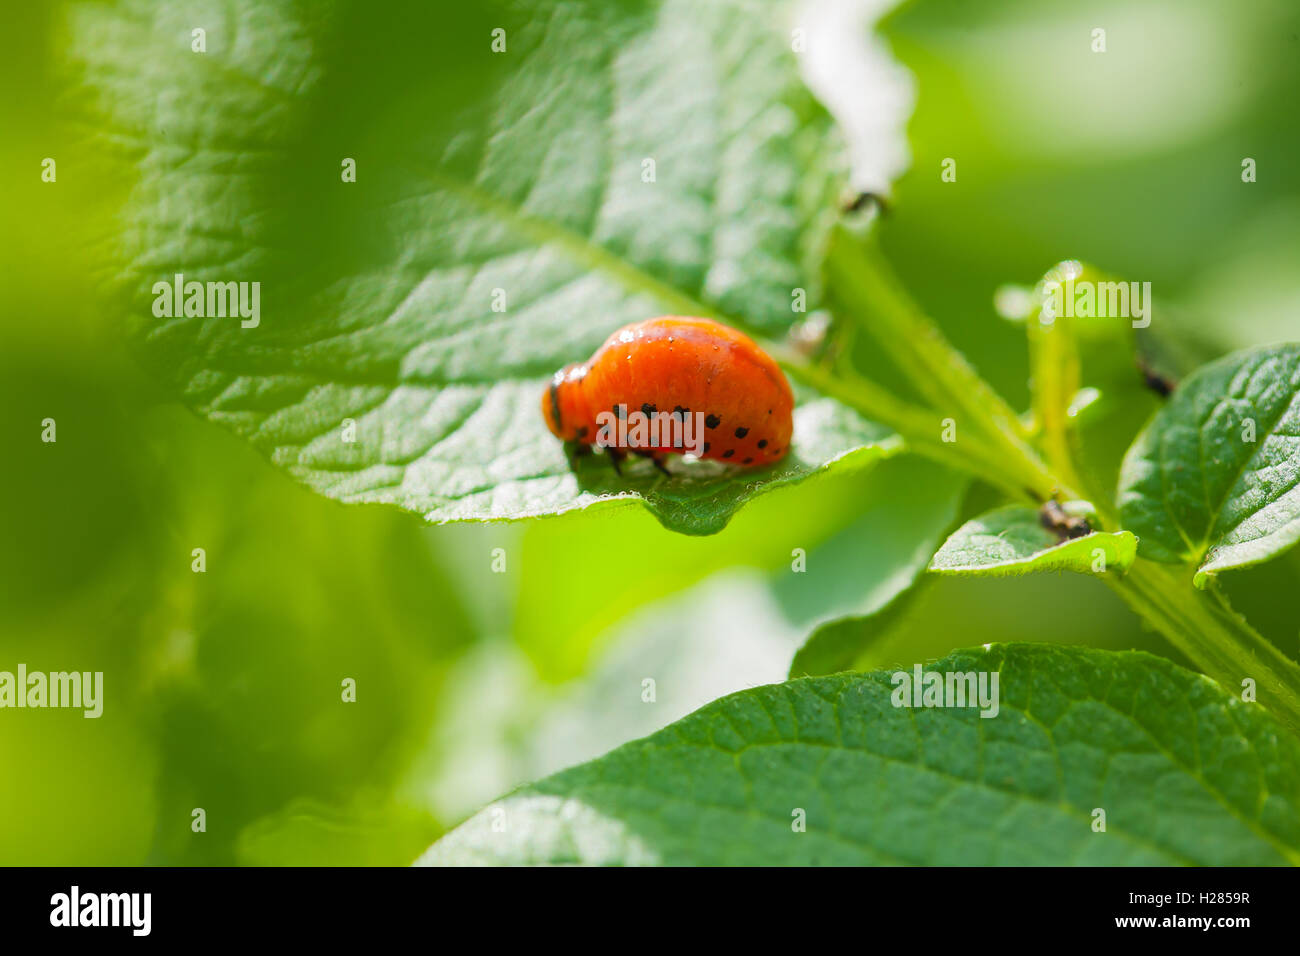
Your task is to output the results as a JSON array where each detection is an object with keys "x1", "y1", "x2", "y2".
[
  {"x1": 1023, "y1": 294, "x2": 1121, "y2": 529},
  {"x1": 779, "y1": 357, "x2": 1035, "y2": 500},
  {"x1": 817, "y1": 234, "x2": 1300, "y2": 735},
  {"x1": 797, "y1": 341, "x2": 1300, "y2": 733},
  {"x1": 825, "y1": 230, "x2": 1065, "y2": 498},
  {"x1": 1111, "y1": 561, "x2": 1300, "y2": 737},
  {"x1": 1026, "y1": 305, "x2": 1087, "y2": 499}
]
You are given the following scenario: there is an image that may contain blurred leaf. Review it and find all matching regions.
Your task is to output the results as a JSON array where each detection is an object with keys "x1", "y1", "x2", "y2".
[
  {"x1": 1181, "y1": 201, "x2": 1300, "y2": 355},
  {"x1": 419, "y1": 459, "x2": 965, "y2": 809},
  {"x1": 0, "y1": 711, "x2": 157, "y2": 865},
  {"x1": 0, "y1": 338, "x2": 481, "y2": 864},
  {"x1": 236, "y1": 798, "x2": 439, "y2": 866},
  {"x1": 421, "y1": 644, "x2": 1300, "y2": 865},
  {"x1": 789, "y1": 578, "x2": 928, "y2": 677},
  {"x1": 929, "y1": 504, "x2": 1136, "y2": 576},
  {"x1": 139, "y1": 408, "x2": 479, "y2": 864},
  {"x1": 408, "y1": 574, "x2": 805, "y2": 823},
  {"x1": 1119, "y1": 344, "x2": 1300, "y2": 587},
  {"x1": 768, "y1": 456, "x2": 964, "y2": 627},
  {"x1": 792, "y1": 566, "x2": 1175, "y2": 679},
  {"x1": 513, "y1": 453, "x2": 963, "y2": 681},
  {"x1": 873, "y1": 0, "x2": 1300, "y2": 423},
  {"x1": 64, "y1": 0, "x2": 917, "y2": 535}
]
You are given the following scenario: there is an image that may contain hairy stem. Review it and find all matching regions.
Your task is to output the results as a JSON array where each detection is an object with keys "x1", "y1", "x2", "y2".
[
  {"x1": 1026, "y1": 301, "x2": 1087, "y2": 500},
  {"x1": 818, "y1": 235, "x2": 1300, "y2": 735},
  {"x1": 1110, "y1": 561, "x2": 1300, "y2": 737},
  {"x1": 780, "y1": 357, "x2": 1035, "y2": 500},
  {"x1": 825, "y1": 231, "x2": 1069, "y2": 502}
]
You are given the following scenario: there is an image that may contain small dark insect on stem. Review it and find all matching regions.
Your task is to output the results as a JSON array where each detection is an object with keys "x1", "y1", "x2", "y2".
[
  {"x1": 1136, "y1": 355, "x2": 1176, "y2": 397},
  {"x1": 1040, "y1": 498, "x2": 1091, "y2": 541}
]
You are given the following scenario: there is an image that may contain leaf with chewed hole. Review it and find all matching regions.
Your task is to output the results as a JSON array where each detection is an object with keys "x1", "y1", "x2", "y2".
[
  {"x1": 928, "y1": 504, "x2": 1137, "y2": 577},
  {"x1": 67, "y1": 0, "x2": 912, "y2": 534},
  {"x1": 1119, "y1": 345, "x2": 1300, "y2": 586}
]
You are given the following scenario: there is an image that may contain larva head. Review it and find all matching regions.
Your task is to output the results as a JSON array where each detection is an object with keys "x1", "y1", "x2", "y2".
[{"x1": 541, "y1": 364, "x2": 592, "y2": 441}]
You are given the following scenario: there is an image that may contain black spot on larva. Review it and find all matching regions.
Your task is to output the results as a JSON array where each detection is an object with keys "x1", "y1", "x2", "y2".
[
  {"x1": 757, "y1": 439, "x2": 768, "y2": 449},
  {"x1": 641, "y1": 402, "x2": 657, "y2": 416},
  {"x1": 613, "y1": 404, "x2": 626, "y2": 419},
  {"x1": 704, "y1": 442, "x2": 711, "y2": 453},
  {"x1": 705, "y1": 414, "x2": 721, "y2": 429},
  {"x1": 576, "y1": 426, "x2": 589, "y2": 439},
  {"x1": 743, "y1": 457, "x2": 753, "y2": 464},
  {"x1": 734, "y1": 426, "x2": 748, "y2": 438},
  {"x1": 767, "y1": 409, "x2": 773, "y2": 415},
  {"x1": 723, "y1": 449, "x2": 735, "y2": 459},
  {"x1": 672, "y1": 405, "x2": 689, "y2": 419}
]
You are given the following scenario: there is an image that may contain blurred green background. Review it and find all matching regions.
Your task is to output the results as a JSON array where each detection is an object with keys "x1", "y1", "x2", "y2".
[{"x1": 3, "y1": 0, "x2": 1299, "y2": 864}]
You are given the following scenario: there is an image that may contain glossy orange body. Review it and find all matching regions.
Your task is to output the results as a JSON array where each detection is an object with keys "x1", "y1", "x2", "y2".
[{"x1": 541, "y1": 317, "x2": 794, "y2": 466}]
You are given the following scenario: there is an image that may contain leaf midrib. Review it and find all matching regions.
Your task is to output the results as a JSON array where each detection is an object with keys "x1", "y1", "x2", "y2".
[{"x1": 412, "y1": 163, "x2": 730, "y2": 328}]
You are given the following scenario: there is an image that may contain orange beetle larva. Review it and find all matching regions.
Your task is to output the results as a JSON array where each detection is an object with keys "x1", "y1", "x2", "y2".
[{"x1": 542, "y1": 316, "x2": 794, "y2": 472}]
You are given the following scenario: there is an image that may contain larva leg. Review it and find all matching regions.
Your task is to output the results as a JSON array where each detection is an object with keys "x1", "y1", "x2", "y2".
[
  {"x1": 606, "y1": 446, "x2": 627, "y2": 475},
  {"x1": 632, "y1": 448, "x2": 672, "y2": 477},
  {"x1": 564, "y1": 440, "x2": 591, "y2": 469}
]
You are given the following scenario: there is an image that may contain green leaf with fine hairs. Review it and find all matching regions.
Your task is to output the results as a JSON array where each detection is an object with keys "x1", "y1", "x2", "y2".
[
  {"x1": 928, "y1": 504, "x2": 1136, "y2": 576},
  {"x1": 1119, "y1": 344, "x2": 1300, "y2": 586},
  {"x1": 420, "y1": 644, "x2": 1300, "y2": 865},
  {"x1": 66, "y1": 0, "x2": 911, "y2": 535}
]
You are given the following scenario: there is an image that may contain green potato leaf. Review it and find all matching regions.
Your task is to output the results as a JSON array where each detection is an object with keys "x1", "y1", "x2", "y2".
[
  {"x1": 1118, "y1": 344, "x2": 1300, "y2": 586},
  {"x1": 420, "y1": 644, "x2": 1300, "y2": 865},
  {"x1": 928, "y1": 504, "x2": 1137, "y2": 577},
  {"x1": 67, "y1": 0, "x2": 892, "y2": 535}
]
